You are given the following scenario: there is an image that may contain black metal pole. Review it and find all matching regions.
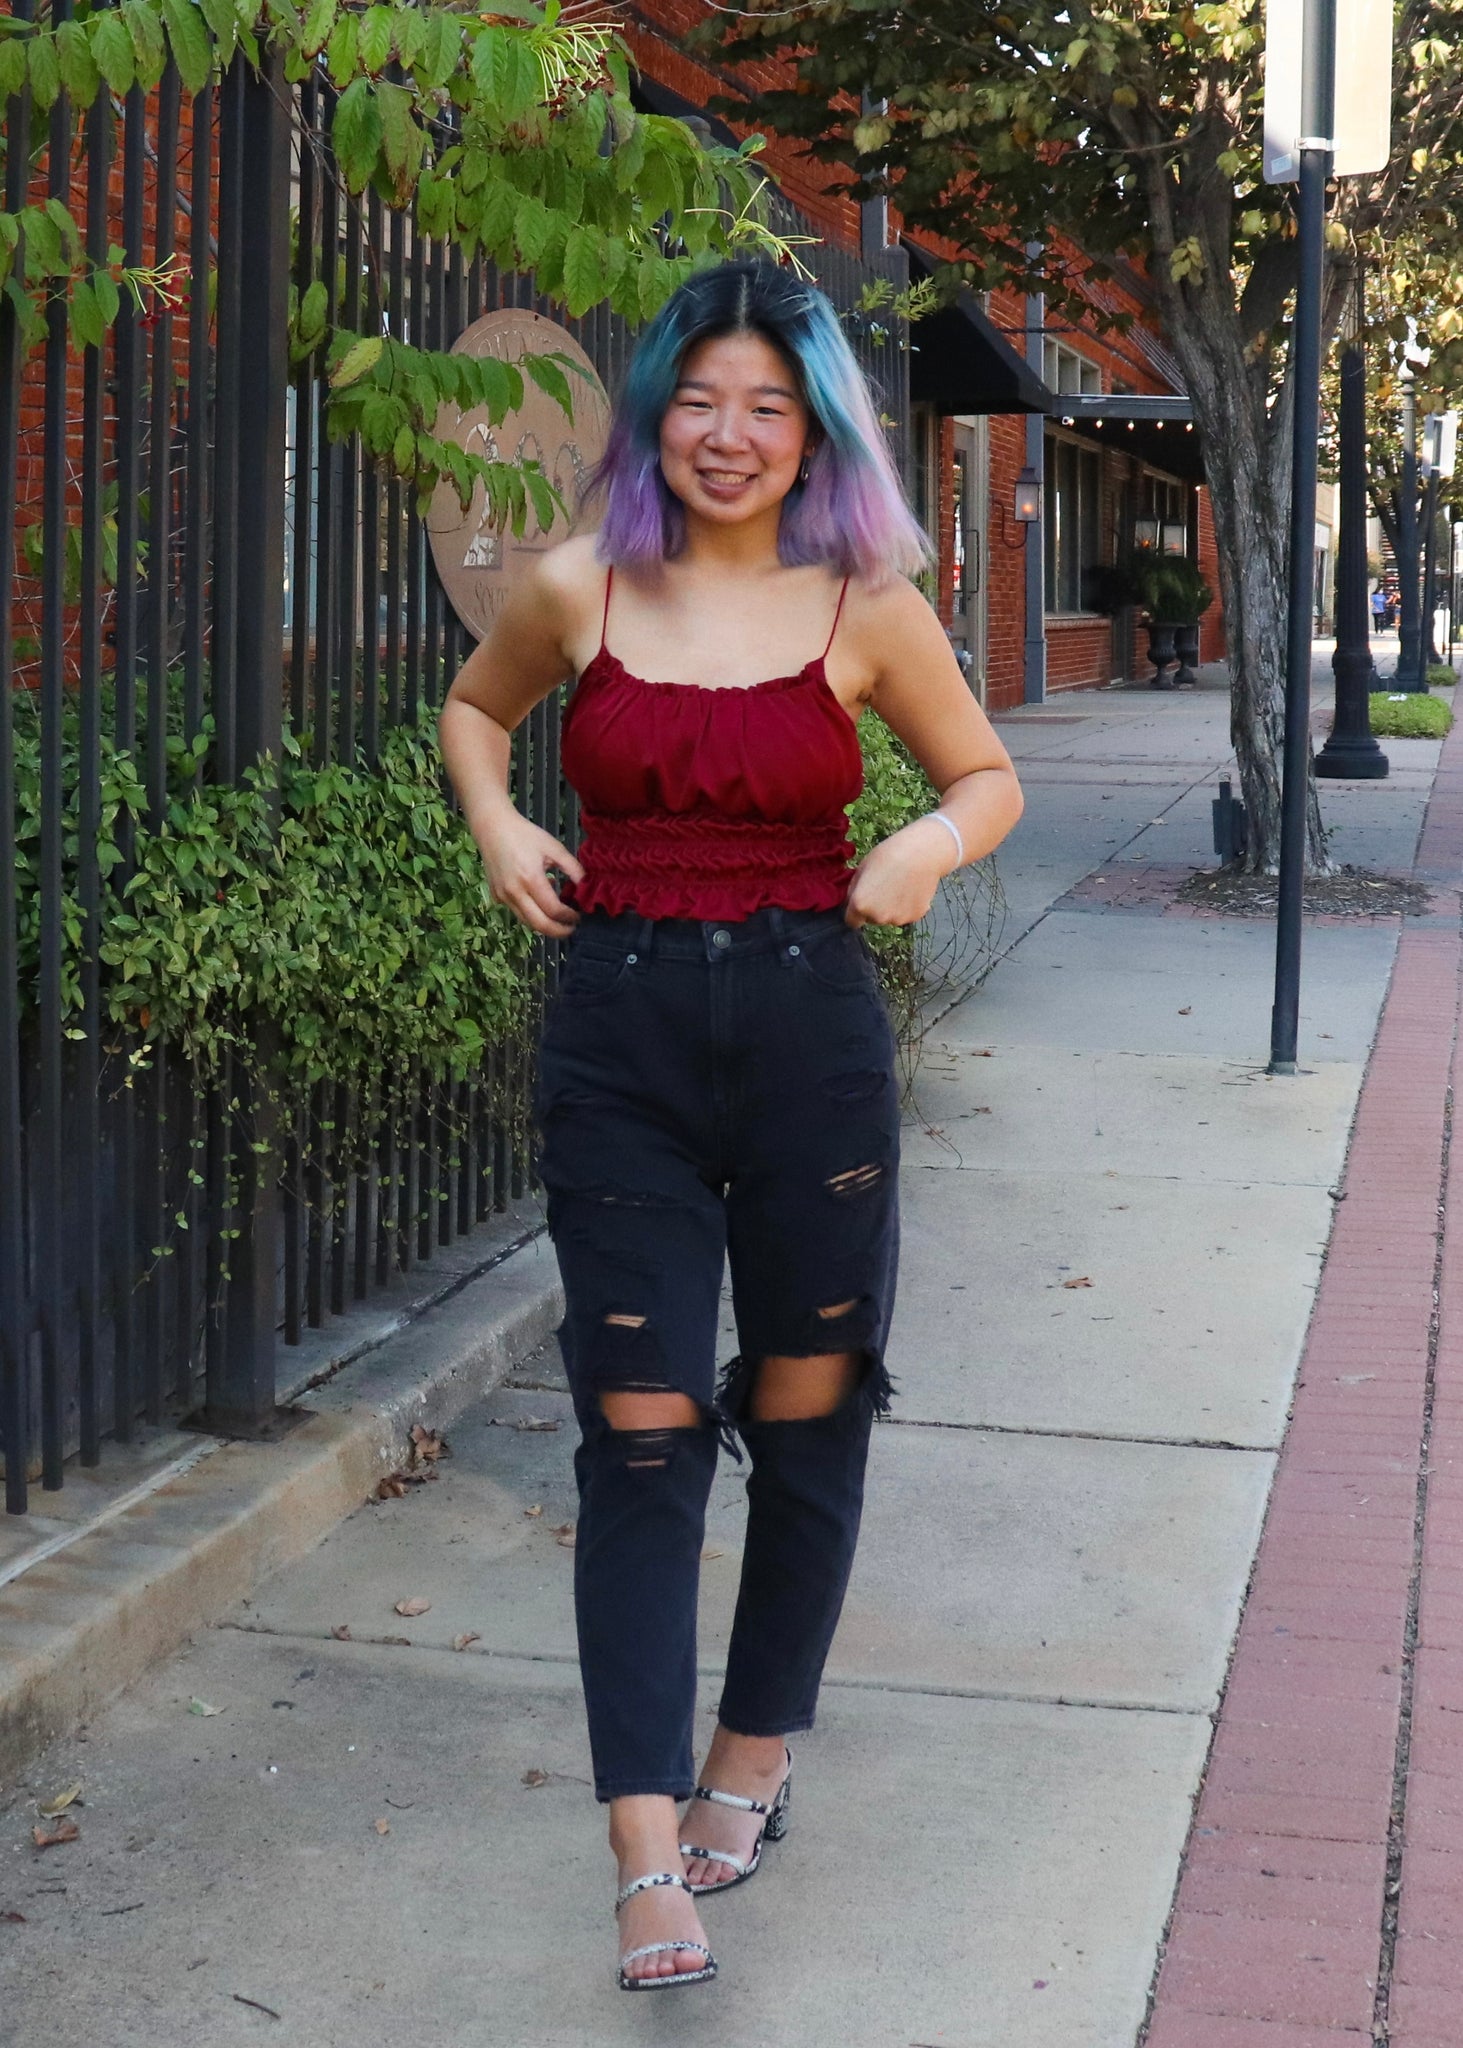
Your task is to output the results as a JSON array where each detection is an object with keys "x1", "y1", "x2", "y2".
[
  {"x1": 1270, "y1": 0, "x2": 1334, "y2": 1075},
  {"x1": 1421, "y1": 465, "x2": 1443, "y2": 667},
  {"x1": 1394, "y1": 371, "x2": 1426, "y2": 689},
  {"x1": 1317, "y1": 319, "x2": 1388, "y2": 779},
  {"x1": 205, "y1": 49, "x2": 290, "y2": 1434}
]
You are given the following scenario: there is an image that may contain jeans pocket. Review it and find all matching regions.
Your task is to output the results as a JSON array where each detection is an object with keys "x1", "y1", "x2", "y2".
[
  {"x1": 556, "y1": 948, "x2": 633, "y2": 1007},
  {"x1": 791, "y1": 925, "x2": 877, "y2": 997}
]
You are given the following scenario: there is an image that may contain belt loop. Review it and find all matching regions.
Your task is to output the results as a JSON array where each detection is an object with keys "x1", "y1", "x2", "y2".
[
  {"x1": 635, "y1": 915, "x2": 655, "y2": 959},
  {"x1": 767, "y1": 907, "x2": 787, "y2": 946}
]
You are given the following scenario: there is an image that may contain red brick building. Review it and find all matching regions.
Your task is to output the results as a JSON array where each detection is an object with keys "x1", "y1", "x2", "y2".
[{"x1": 628, "y1": 0, "x2": 1225, "y2": 713}]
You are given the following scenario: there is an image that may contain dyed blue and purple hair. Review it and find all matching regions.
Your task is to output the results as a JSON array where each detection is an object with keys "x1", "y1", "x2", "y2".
[{"x1": 593, "y1": 260, "x2": 930, "y2": 584}]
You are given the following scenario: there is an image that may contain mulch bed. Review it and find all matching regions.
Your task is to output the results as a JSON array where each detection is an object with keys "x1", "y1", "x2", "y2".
[{"x1": 1175, "y1": 863, "x2": 1433, "y2": 919}]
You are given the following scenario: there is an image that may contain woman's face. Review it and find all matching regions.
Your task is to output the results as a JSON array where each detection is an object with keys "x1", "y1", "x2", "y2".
[{"x1": 658, "y1": 330, "x2": 813, "y2": 528}]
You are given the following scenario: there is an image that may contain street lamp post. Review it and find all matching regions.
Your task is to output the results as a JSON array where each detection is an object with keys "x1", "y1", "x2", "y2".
[
  {"x1": 1317, "y1": 275, "x2": 1387, "y2": 779},
  {"x1": 1393, "y1": 367, "x2": 1427, "y2": 690}
]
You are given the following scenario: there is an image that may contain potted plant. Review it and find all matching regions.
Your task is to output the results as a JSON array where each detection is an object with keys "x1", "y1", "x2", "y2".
[{"x1": 1129, "y1": 555, "x2": 1214, "y2": 687}]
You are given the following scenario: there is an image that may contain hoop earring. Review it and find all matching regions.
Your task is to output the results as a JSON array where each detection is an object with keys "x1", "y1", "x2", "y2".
[{"x1": 798, "y1": 452, "x2": 812, "y2": 486}]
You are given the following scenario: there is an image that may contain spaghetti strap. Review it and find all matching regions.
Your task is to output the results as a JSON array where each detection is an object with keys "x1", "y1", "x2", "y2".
[
  {"x1": 599, "y1": 566, "x2": 614, "y2": 655},
  {"x1": 822, "y1": 577, "x2": 850, "y2": 661}
]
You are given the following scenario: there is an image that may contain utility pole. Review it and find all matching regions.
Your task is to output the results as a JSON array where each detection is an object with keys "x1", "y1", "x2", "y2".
[{"x1": 1317, "y1": 270, "x2": 1387, "y2": 780}]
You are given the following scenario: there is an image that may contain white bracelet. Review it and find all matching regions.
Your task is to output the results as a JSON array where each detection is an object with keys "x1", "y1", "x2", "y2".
[{"x1": 927, "y1": 809, "x2": 964, "y2": 869}]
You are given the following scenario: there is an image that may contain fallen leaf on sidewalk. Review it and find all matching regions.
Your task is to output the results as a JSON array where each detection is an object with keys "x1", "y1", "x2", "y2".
[
  {"x1": 701, "y1": 1548, "x2": 724, "y2": 1561},
  {"x1": 187, "y1": 1698, "x2": 224, "y2": 1717},
  {"x1": 37, "y1": 1784, "x2": 82, "y2": 1818},
  {"x1": 452, "y1": 1632, "x2": 481, "y2": 1652},
  {"x1": 393, "y1": 1597, "x2": 432, "y2": 1617},
  {"x1": 514, "y1": 1418, "x2": 560, "y2": 1433},
  {"x1": 31, "y1": 1822, "x2": 79, "y2": 1849},
  {"x1": 2, "y1": 1910, "x2": 26, "y2": 1923},
  {"x1": 1178, "y1": 1006, "x2": 1192, "y2": 1016},
  {"x1": 382, "y1": 1636, "x2": 412, "y2": 1647},
  {"x1": 1062, "y1": 1276, "x2": 1094, "y2": 1289},
  {"x1": 330, "y1": 1624, "x2": 352, "y2": 1641},
  {"x1": 374, "y1": 1818, "x2": 390, "y2": 1836},
  {"x1": 552, "y1": 1523, "x2": 576, "y2": 1548},
  {"x1": 523, "y1": 1504, "x2": 543, "y2": 1518},
  {"x1": 409, "y1": 1424, "x2": 448, "y2": 1461},
  {"x1": 522, "y1": 1769, "x2": 550, "y2": 1789}
]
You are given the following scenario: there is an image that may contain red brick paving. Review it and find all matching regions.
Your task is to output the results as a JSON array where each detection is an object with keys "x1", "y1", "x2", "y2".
[{"x1": 1143, "y1": 710, "x2": 1463, "y2": 2048}]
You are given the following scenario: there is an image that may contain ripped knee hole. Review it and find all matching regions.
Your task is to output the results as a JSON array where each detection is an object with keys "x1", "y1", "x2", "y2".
[{"x1": 825, "y1": 1163, "x2": 883, "y2": 1200}]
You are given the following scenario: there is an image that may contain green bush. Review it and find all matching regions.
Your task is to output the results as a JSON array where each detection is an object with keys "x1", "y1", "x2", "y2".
[
  {"x1": 1426, "y1": 662, "x2": 1457, "y2": 688},
  {"x1": 13, "y1": 688, "x2": 936, "y2": 1090},
  {"x1": 1364, "y1": 692, "x2": 1454, "y2": 739}
]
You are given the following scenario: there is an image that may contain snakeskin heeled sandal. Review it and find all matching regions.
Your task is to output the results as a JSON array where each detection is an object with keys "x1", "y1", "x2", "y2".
[
  {"x1": 615, "y1": 1872, "x2": 718, "y2": 1992},
  {"x1": 679, "y1": 1748, "x2": 793, "y2": 1896}
]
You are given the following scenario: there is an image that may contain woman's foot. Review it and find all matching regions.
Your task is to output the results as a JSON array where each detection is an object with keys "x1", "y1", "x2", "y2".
[
  {"x1": 681, "y1": 1728, "x2": 791, "y2": 1891},
  {"x1": 611, "y1": 1797, "x2": 714, "y2": 1984}
]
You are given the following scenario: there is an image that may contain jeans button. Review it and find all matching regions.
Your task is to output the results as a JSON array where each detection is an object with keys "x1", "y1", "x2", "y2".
[
  {"x1": 712, "y1": 928, "x2": 732, "y2": 950},
  {"x1": 787, "y1": 944, "x2": 801, "y2": 957}
]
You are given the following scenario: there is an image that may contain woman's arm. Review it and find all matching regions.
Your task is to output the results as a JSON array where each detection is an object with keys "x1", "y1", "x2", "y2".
[
  {"x1": 845, "y1": 578, "x2": 1024, "y2": 929},
  {"x1": 439, "y1": 538, "x2": 594, "y2": 937}
]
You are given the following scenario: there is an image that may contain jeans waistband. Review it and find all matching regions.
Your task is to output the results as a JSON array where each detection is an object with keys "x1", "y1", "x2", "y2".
[{"x1": 571, "y1": 904, "x2": 851, "y2": 962}]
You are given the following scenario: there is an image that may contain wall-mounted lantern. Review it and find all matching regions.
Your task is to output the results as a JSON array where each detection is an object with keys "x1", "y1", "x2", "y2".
[{"x1": 1013, "y1": 466, "x2": 1042, "y2": 523}]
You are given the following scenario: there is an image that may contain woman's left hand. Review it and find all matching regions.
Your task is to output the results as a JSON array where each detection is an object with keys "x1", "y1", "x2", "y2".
[{"x1": 844, "y1": 816, "x2": 957, "y2": 929}]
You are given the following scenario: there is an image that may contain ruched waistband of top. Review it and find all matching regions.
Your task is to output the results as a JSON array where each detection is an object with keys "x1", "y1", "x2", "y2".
[{"x1": 567, "y1": 809, "x2": 855, "y2": 922}]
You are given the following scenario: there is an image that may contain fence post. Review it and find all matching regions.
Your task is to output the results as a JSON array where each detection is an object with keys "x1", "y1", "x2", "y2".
[{"x1": 205, "y1": 49, "x2": 289, "y2": 1432}]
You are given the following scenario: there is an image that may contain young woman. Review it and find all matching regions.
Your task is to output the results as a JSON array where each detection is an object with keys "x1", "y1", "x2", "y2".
[{"x1": 440, "y1": 260, "x2": 1022, "y2": 1992}]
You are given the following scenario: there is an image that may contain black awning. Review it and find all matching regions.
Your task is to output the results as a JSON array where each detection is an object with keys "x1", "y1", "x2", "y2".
[
  {"x1": 904, "y1": 241, "x2": 1051, "y2": 415},
  {"x1": 1050, "y1": 404, "x2": 1206, "y2": 484}
]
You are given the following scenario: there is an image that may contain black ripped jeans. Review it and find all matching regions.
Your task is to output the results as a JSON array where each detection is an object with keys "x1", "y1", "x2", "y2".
[{"x1": 534, "y1": 905, "x2": 900, "y2": 1802}]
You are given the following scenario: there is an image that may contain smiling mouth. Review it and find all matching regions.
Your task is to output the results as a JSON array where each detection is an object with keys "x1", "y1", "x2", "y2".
[{"x1": 697, "y1": 469, "x2": 757, "y2": 487}]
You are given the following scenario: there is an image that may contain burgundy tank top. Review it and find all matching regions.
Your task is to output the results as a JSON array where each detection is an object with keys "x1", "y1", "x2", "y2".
[{"x1": 560, "y1": 572, "x2": 863, "y2": 922}]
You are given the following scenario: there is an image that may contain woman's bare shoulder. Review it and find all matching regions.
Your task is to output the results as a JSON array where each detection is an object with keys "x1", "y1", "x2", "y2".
[{"x1": 843, "y1": 572, "x2": 945, "y2": 652}]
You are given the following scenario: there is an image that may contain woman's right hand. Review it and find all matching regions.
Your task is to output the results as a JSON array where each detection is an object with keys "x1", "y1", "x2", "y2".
[{"x1": 472, "y1": 809, "x2": 584, "y2": 939}]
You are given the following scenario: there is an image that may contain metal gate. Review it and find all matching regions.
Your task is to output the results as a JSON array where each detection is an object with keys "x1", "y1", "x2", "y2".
[{"x1": 0, "y1": 35, "x2": 908, "y2": 1513}]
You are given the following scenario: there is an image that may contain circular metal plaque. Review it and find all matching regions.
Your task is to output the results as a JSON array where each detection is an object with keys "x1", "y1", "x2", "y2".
[{"x1": 427, "y1": 309, "x2": 612, "y2": 643}]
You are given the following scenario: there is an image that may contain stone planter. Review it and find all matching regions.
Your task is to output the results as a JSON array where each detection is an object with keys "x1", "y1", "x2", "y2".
[
  {"x1": 1146, "y1": 618, "x2": 1179, "y2": 688},
  {"x1": 1173, "y1": 622, "x2": 1201, "y2": 687}
]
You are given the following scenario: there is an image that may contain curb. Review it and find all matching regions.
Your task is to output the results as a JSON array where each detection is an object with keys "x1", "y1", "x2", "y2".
[{"x1": 0, "y1": 1233, "x2": 563, "y2": 1790}]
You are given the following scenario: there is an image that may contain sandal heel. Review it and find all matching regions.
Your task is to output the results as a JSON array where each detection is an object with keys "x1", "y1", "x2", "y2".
[{"x1": 763, "y1": 1777, "x2": 791, "y2": 1843}]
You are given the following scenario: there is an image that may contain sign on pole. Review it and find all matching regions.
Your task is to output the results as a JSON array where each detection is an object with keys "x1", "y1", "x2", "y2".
[{"x1": 1263, "y1": 0, "x2": 1393, "y2": 182}]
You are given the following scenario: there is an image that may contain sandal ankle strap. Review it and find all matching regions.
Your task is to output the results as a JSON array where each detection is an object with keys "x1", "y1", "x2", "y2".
[{"x1": 616, "y1": 1870, "x2": 693, "y2": 1914}]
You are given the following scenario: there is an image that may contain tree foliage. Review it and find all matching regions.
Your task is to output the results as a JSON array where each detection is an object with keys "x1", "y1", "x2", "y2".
[{"x1": 714, "y1": 0, "x2": 1463, "y2": 867}]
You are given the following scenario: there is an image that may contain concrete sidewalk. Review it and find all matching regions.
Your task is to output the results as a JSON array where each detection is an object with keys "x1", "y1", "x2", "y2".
[{"x1": 0, "y1": 669, "x2": 1451, "y2": 2047}]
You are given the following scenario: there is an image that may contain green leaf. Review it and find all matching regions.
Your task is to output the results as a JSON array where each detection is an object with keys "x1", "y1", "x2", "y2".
[
  {"x1": 300, "y1": 0, "x2": 336, "y2": 57},
  {"x1": 357, "y1": 3, "x2": 394, "y2": 74},
  {"x1": 329, "y1": 333, "x2": 384, "y2": 387},
  {"x1": 91, "y1": 12, "x2": 136, "y2": 93},
  {"x1": 522, "y1": 463, "x2": 558, "y2": 535},
  {"x1": 520, "y1": 350, "x2": 574, "y2": 418},
  {"x1": 197, "y1": 0, "x2": 239, "y2": 62},
  {"x1": 561, "y1": 225, "x2": 604, "y2": 320},
  {"x1": 512, "y1": 191, "x2": 552, "y2": 265},
  {"x1": 68, "y1": 276, "x2": 107, "y2": 350},
  {"x1": 26, "y1": 31, "x2": 61, "y2": 113},
  {"x1": 376, "y1": 80, "x2": 423, "y2": 198},
  {"x1": 0, "y1": 34, "x2": 26, "y2": 99},
  {"x1": 333, "y1": 79, "x2": 382, "y2": 195},
  {"x1": 322, "y1": 9, "x2": 356, "y2": 85},
  {"x1": 93, "y1": 267, "x2": 119, "y2": 326},
  {"x1": 55, "y1": 21, "x2": 101, "y2": 108},
  {"x1": 122, "y1": 0, "x2": 168, "y2": 88},
  {"x1": 474, "y1": 179, "x2": 520, "y2": 263},
  {"x1": 160, "y1": 0, "x2": 213, "y2": 97}
]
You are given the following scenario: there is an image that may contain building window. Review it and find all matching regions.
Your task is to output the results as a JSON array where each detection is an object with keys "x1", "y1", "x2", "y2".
[
  {"x1": 910, "y1": 403, "x2": 939, "y2": 541},
  {"x1": 1044, "y1": 432, "x2": 1102, "y2": 614},
  {"x1": 1043, "y1": 340, "x2": 1103, "y2": 396}
]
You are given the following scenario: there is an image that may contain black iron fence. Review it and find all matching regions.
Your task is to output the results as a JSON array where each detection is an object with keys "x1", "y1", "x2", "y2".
[{"x1": 1, "y1": 37, "x2": 908, "y2": 1512}]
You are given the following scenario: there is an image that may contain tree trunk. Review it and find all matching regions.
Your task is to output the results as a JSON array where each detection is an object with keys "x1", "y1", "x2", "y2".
[{"x1": 1151, "y1": 293, "x2": 1330, "y2": 874}]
